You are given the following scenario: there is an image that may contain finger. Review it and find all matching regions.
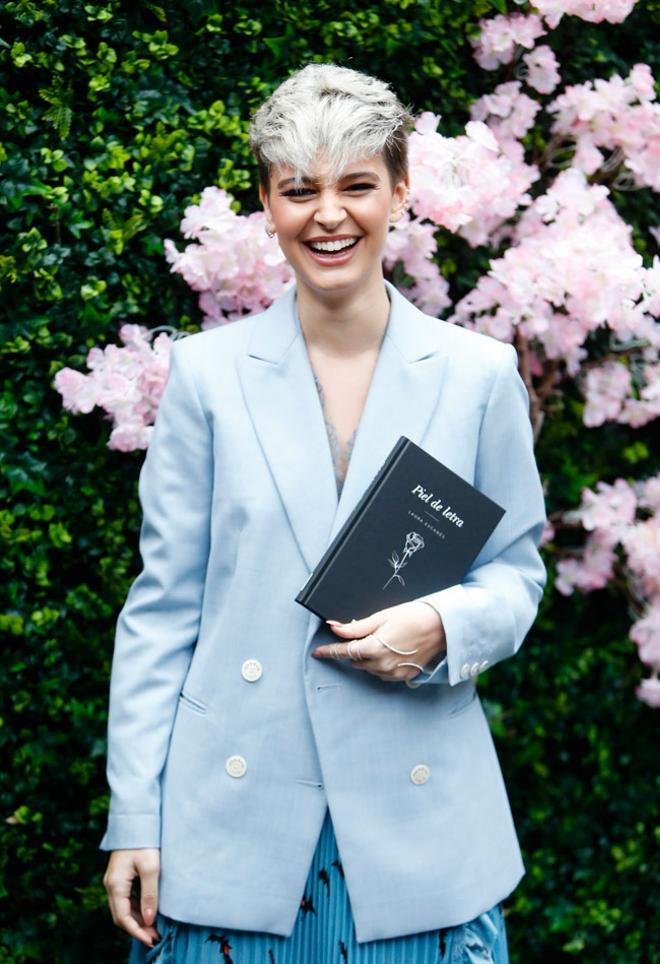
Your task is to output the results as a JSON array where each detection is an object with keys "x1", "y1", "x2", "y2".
[
  {"x1": 105, "y1": 857, "x2": 161, "y2": 947},
  {"x1": 325, "y1": 613, "x2": 381, "y2": 635},
  {"x1": 138, "y1": 856, "x2": 160, "y2": 931},
  {"x1": 313, "y1": 635, "x2": 382, "y2": 660},
  {"x1": 312, "y1": 642, "x2": 352, "y2": 659}
]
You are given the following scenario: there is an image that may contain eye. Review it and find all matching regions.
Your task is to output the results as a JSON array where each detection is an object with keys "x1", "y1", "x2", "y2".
[
  {"x1": 281, "y1": 188, "x2": 315, "y2": 198},
  {"x1": 345, "y1": 182, "x2": 375, "y2": 191}
]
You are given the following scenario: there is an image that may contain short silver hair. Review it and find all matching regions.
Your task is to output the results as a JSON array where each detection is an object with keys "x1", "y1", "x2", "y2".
[{"x1": 248, "y1": 62, "x2": 413, "y2": 194}]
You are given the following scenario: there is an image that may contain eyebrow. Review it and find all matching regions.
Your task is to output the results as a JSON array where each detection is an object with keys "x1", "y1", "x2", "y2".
[{"x1": 277, "y1": 171, "x2": 381, "y2": 188}]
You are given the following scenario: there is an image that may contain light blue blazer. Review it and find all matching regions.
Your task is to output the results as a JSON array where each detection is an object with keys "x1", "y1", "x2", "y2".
[{"x1": 99, "y1": 278, "x2": 548, "y2": 943}]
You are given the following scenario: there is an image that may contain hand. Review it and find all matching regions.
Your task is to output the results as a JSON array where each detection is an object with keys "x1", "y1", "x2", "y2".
[
  {"x1": 103, "y1": 848, "x2": 162, "y2": 948},
  {"x1": 312, "y1": 600, "x2": 447, "y2": 683}
]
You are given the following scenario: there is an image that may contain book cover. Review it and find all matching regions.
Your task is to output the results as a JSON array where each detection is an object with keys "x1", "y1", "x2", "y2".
[{"x1": 295, "y1": 435, "x2": 505, "y2": 622}]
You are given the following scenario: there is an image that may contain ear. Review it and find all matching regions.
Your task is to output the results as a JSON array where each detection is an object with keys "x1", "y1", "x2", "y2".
[
  {"x1": 389, "y1": 172, "x2": 410, "y2": 222},
  {"x1": 258, "y1": 182, "x2": 270, "y2": 215}
]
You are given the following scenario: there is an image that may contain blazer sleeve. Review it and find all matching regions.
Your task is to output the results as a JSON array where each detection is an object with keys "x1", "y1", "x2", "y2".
[
  {"x1": 98, "y1": 339, "x2": 212, "y2": 850},
  {"x1": 409, "y1": 342, "x2": 547, "y2": 687}
]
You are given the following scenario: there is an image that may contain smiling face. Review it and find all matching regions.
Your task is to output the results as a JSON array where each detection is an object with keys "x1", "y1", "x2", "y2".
[{"x1": 259, "y1": 154, "x2": 409, "y2": 298}]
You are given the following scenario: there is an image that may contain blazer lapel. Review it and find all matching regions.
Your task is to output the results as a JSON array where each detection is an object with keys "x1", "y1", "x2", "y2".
[{"x1": 235, "y1": 279, "x2": 449, "y2": 576}]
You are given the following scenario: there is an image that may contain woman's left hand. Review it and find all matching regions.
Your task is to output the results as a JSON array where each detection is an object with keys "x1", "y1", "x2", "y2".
[{"x1": 311, "y1": 600, "x2": 447, "y2": 683}]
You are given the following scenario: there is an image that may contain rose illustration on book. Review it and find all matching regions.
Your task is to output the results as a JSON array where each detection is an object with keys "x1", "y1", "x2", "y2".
[{"x1": 382, "y1": 531, "x2": 425, "y2": 589}]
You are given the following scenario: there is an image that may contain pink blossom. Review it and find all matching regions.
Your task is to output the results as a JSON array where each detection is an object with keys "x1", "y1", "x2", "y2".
[
  {"x1": 54, "y1": 326, "x2": 177, "y2": 452},
  {"x1": 534, "y1": 0, "x2": 639, "y2": 30},
  {"x1": 582, "y1": 361, "x2": 631, "y2": 426},
  {"x1": 580, "y1": 478, "x2": 637, "y2": 534},
  {"x1": 620, "y1": 364, "x2": 660, "y2": 428},
  {"x1": 469, "y1": 13, "x2": 547, "y2": 71},
  {"x1": 382, "y1": 213, "x2": 451, "y2": 316},
  {"x1": 470, "y1": 81, "x2": 542, "y2": 142},
  {"x1": 409, "y1": 113, "x2": 538, "y2": 245},
  {"x1": 630, "y1": 600, "x2": 660, "y2": 669},
  {"x1": 637, "y1": 474, "x2": 660, "y2": 512},
  {"x1": 164, "y1": 187, "x2": 295, "y2": 328},
  {"x1": 635, "y1": 675, "x2": 660, "y2": 708},
  {"x1": 539, "y1": 520, "x2": 555, "y2": 546},
  {"x1": 546, "y1": 63, "x2": 660, "y2": 192},
  {"x1": 621, "y1": 517, "x2": 660, "y2": 597},
  {"x1": 555, "y1": 535, "x2": 618, "y2": 594},
  {"x1": 450, "y1": 168, "x2": 657, "y2": 382},
  {"x1": 53, "y1": 367, "x2": 100, "y2": 414},
  {"x1": 522, "y1": 45, "x2": 561, "y2": 95}
]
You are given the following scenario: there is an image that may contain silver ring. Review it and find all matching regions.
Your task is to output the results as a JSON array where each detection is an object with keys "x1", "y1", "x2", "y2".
[
  {"x1": 347, "y1": 639, "x2": 359, "y2": 660},
  {"x1": 333, "y1": 643, "x2": 341, "y2": 659},
  {"x1": 397, "y1": 660, "x2": 429, "y2": 673},
  {"x1": 399, "y1": 660, "x2": 432, "y2": 689},
  {"x1": 371, "y1": 632, "x2": 418, "y2": 656}
]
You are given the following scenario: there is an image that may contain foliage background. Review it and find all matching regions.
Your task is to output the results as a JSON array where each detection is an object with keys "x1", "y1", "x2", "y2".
[{"x1": 1, "y1": 0, "x2": 658, "y2": 960}]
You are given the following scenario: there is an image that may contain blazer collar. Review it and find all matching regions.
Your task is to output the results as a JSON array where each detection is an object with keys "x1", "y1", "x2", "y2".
[{"x1": 235, "y1": 279, "x2": 449, "y2": 580}]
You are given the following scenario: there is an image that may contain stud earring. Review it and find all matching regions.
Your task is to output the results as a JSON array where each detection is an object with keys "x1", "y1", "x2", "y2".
[{"x1": 265, "y1": 224, "x2": 276, "y2": 238}]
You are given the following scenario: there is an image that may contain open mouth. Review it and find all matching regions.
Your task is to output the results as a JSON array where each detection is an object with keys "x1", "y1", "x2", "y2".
[{"x1": 303, "y1": 237, "x2": 362, "y2": 263}]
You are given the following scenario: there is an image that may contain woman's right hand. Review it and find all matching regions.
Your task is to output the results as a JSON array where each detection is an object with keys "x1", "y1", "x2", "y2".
[{"x1": 103, "y1": 849, "x2": 162, "y2": 948}]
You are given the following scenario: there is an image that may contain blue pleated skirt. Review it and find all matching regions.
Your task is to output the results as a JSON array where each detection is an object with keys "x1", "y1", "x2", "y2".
[{"x1": 129, "y1": 807, "x2": 510, "y2": 963}]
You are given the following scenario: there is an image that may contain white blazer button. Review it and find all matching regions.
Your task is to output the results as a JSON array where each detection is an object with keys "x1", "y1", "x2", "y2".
[
  {"x1": 225, "y1": 755, "x2": 247, "y2": 778},
  {"x1": 479, "y1": 659, "x2": 489, "y2": 672},
  {"x1": 241, "y1": 659, "x2": 262, "y2": 682},
  {"x1": 460, "y1": 663, "x2": 471, "y2": 680},
  {"x1": 410, "y1": 764, "x2": 430, "y2": 785},
  {"x1": 470, "y1": 662, "x2": 480, "y2": 677}
]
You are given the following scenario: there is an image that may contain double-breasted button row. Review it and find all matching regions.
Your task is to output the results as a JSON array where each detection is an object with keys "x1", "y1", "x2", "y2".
[
  {"x1": 460, "y1": 659, "x2": 489, "y2": 680},
  {"x1": 228, "y1": 660, "x2": 262, "y2": 777}
]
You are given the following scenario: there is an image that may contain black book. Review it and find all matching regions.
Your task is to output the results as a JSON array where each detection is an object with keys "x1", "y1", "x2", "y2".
[{"x1": 295, "y1": 435, "x2": 505, "y2": 622}]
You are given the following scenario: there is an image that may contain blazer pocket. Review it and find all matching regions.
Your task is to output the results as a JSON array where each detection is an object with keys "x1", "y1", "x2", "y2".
[{"x1": 177, "y1": 690, "x2": 208, "y2": 716}]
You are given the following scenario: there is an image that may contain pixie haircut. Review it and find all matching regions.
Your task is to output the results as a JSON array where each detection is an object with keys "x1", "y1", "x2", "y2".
[{"x1": 248, "y1": 63, "x2": 413, "y2": 195}]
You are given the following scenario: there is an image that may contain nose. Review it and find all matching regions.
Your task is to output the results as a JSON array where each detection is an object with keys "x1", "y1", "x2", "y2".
[{"x1": 313, "y1": 189, "x2": 346, "y2": 229}]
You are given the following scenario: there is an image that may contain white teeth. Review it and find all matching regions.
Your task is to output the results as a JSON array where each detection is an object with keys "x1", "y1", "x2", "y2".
[{"x1": 308, "y1": 238, "x2": 358, "y2": 253}]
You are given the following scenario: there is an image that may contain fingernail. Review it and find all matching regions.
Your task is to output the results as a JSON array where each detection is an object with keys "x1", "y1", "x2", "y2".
[{"x1": 326, "y1": 619, "x2": 342, "y2": 625}]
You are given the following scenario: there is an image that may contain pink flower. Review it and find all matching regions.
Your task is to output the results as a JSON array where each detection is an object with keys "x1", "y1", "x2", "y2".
[
  {"x1": 54, "y1": 368, "x2": 100, "y2": 414},
  {"x1": 469, "y1": 13, "x2": 546, "y2": 71},
  {"x1": 636, "y1": 675, "x2": 660, "y2": 708},
  {"x1": 630, "y1": 601, "x2": 660, "y2": 668},
  {"x1": 522, "y1": 45, "x2": 561, "y2": 96},
  {"x1": 54, "y1": 326, "x2": 178, "y2": 453},
  {"x1": 534, "y1": 0, "x2": 639, "y2": 30},
  {"x1": 583, "y1": 361, "x2": 631, "y2": 426},
  {"x1": 555, "y1": 536, "x2": 618, "y2": 594}
]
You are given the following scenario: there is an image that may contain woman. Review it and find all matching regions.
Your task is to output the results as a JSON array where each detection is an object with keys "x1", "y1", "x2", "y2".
[{"x1": 100, "y1": 63, "x2": 547, "y2": 963}]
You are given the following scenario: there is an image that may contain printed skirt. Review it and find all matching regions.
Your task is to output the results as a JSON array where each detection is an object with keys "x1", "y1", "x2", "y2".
[{"x1": 128, "y1": 807, "x2": 510, "y2": 963}]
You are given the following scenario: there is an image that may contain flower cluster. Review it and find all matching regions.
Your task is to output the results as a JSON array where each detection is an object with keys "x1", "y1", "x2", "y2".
[
  {"x1": 555, "y1": 475, "x2": 660, "y2": 707},
  {"x1": 54, "y1": 324, "x2": 176, "y2": 451},
  {"x1": 382, "y1": 212, "x2": 451, "y2": 317},
  {"x1": 469, "y1": 13, "x2": 547, "y2": 71},
  {"x1": 583, "y1": 360, "x2": 660, "y2": 429},
  {"x1": 449, "y1": 167, "x2": 659, "y2": 380},
  {"x1": 163, "y1": 186, "x2": 295, "y2": 328},
  {"x1": 408, "y1": 111, "x2": 539, "y2": 245},
  {"x1": 546, "y1": 63, "x2": 659, "y2": 192},
  {"x1": 533, "y1": 0, "x2": 639, "y2": 30}
]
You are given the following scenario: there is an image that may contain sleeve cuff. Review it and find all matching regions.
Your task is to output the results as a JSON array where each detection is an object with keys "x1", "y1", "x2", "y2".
[
  {"x1": 405, "y1": 585, "x2": 468, "y2": 687},
  {"x1": 98, "y1": 812, "x2": 161, "y2": 851}
]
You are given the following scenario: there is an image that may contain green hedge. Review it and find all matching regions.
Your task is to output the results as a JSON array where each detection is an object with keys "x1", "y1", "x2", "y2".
[{"x1": 1, "y1": 1, "x2": 658, "y2": 960}]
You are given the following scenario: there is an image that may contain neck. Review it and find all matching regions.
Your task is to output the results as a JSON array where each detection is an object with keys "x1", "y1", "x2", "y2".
[{"x1": 295, "y1": 269, "x2": 391, "y2": 359}]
